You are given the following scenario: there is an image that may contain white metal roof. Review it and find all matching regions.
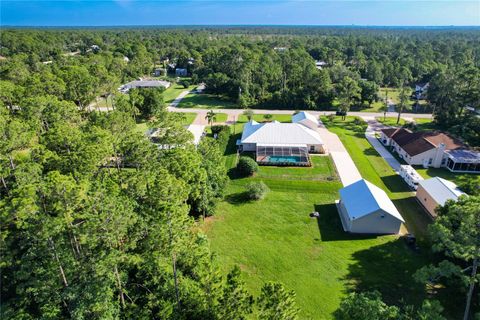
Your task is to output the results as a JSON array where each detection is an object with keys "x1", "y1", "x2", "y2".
[
  {"x1": 186, "y1": 124, "x2": 205, "y2": 145},
  {"x1": 240, "y1": 120, "x2": 323, "y2": 146},
  {"x1": 292, "y1": 111, "x2": 319, "y2": 126},
  {"x1": 339, "y1": 179, "x2": 404, "y2": 222},
  {"x1": 418, "y1": 177, "x2": 466, "y2": 206}
]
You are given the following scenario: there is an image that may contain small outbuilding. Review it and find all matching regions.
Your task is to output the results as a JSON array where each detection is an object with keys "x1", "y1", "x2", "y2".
[
  {"x1": 336, "y1": 179, "x2": 405, "y2": 234},
  {"x1": 416, "y1": 177, "x2": 466, "y2": 218}
]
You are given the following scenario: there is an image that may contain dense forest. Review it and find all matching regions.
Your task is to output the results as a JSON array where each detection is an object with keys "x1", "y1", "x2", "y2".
[{"x1": 1, "y1": 27, "x2": 479, "y2": 319}]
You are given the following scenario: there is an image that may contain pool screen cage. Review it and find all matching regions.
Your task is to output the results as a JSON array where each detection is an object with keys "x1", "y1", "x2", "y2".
[{"x1": 256, "y1": 144, "x2": 310, "y2": 166}]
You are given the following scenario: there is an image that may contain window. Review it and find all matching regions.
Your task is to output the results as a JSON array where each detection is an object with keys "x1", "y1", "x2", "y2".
[
  {"x1": 428, "y1": 158, "x2": 433, "y2": 164},
  {"x1": 309, "y1": 145, "x2": 315, "y2": 152}
]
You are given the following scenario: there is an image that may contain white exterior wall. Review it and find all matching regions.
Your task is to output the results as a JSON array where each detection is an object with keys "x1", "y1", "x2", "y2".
[
  {"x1": 380, "y1": 132, "x2": 392, "y2": 146},
  {"x1": 349, "y1": 209, "x2": 403, "y2": 234},
  {"x1": 307, "y1": 144, "x2": 325, "y2": 154}
]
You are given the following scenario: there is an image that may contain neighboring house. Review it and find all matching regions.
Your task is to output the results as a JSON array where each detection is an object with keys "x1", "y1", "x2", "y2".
[
  {"x1": 175, "y1": 68, "x2": 188, "y2": 76},
  {"x1": 239, "y1": 112, "x2": 324, "y2": 166},
  {"x1": 336, "y1": 179, "x2": 405, "y2": 234},
  {"x1": 379, "y1": 128, "x2": 480, "y2": 173},
  {"x1": 416, "y1": 177, "x2": 466, "y2": 218},
  {"x1": 119, "y1": 80, "x2": 171, "y2": 93},
  {"x1": 315, "y1": 60, "x2": 327, "y2": 70},
  {"x1": 414, "y1": 82, "x2": 429, "y2": 99}
]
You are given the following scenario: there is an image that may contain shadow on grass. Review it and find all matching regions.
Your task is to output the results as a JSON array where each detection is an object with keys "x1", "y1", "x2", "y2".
[
  {"x1": 339, "y1": 239, "x2": 429, "y2": 305},
  {"x1": 363, "y1": 146, "x2": 381, "y2": 156},
  {"x1": 392, "y1": 197, "x2": 432, "y2": 244},
  {"x1": 381, "y1": 174, "x2": 411, "y2": 193},
  {"x1": 314, "y1": 203, "x2": 378, "y2": 242}
]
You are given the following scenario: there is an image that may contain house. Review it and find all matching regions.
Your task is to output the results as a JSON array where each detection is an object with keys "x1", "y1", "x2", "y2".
[
  {"x1": 336, "y1": 179, "x2": 405, "y2": 234},
  {"x1": 175, "y1": 68, "x2": 188, "y2": 76},
  {"x1": 379, "y1": 128, "x2": 480, "y2": 173},
  {"x1": 119, "y1": 80, "x2": 171, "y2": 93},
  {"x1": 239, "y1": 112, "x2": 324, "y2": 166},
  {"x1": 416, "y1": 177, "x2": 466, "y2": 218},
  {"x1": 415, "y1": 83, "x2": 429, "y2": 99},
  {"x1": 315, "y1": 60, "x2": 327, "y2": 70}
]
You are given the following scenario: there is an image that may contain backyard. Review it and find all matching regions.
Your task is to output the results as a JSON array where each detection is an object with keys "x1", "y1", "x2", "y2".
[{"x1": 201, "y1": 117, "x2": 463, "y2": 319}]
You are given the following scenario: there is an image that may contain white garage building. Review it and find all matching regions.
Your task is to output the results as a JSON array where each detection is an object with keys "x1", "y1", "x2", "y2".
[{"x1": 336, "y1": 179, "x2": 405, "y2": 234}]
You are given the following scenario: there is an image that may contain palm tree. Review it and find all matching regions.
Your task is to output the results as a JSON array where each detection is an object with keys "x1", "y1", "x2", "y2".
[{"x1": 205, "y1": 109, "x2": 217, "y2": 126}]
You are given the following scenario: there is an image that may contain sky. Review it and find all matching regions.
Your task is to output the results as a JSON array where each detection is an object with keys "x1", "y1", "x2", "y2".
[{"x1": 1, "y1": 0, "x2": 479, "y2": 27}]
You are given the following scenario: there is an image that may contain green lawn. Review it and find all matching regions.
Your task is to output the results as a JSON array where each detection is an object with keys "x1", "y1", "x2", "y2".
[
  {"x1": 237, "y1": 113, "x2": 294, "y2": 123},
  {"x1": 163, "y1": 83, "x2": 197, "y2": 104},
  {"x1": 213, "y1": 113, "x2": 228, "y2": 123},
  {"x1": 177, "y1": 92, "x2": 237, "y2": 109},
  {"x1": 414, "y1": 167, "x2": 477, "y2": 186},
  {"x1": 376, "y1": 116, "x2": 407, "y2": 126}
]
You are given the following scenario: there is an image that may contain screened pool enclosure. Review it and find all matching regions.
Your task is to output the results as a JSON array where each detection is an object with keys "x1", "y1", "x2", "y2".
[{"x1": 256, "y1": 144, "x2": 310, "y2": 166}]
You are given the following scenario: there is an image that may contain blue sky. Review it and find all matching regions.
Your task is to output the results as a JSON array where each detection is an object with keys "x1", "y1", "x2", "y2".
[{"x1": 1, "y1": 1, "x2": 479, "y2": 26}]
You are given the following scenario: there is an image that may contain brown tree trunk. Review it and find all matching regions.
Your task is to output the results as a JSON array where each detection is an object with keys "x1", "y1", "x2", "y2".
[
  {"x1": 463, "y1": 257, "x2": 478, "y2": 320},
  {"x1": 48, "y1": 238, "x2": 69, "y2": 287},
  {"x1": 114, "y1": 264, "x2": 126, "y2": 308}
]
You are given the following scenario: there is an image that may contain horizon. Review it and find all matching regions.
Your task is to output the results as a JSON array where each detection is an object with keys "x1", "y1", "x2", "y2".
[{"x1": 2, "y1": 1, "x2": 479, "y2": 27}]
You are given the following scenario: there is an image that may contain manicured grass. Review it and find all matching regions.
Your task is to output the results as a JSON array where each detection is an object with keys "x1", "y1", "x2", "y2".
[
  {"x1": 321, "y1": 116, "x2": 432, "y2": 242},
  {"x1": 181, "y1": 112, "x2": 198, "y2": 126},
  {"x1": 205, "y1": 172, "x2": 430, "y2": 319},
  {"x1": 414, "y1": 167, "x2": 477, "y2": 186},
  {"x1": 376, "y1": 116, "x2": 406, "y2": 126},
  {"x1": 237, "y1": 113, "x2": 294, "y2": 123},
  {"x1": 162, "y1": 83, "x2": 197, "y2": 104},
  {"x1": 177, "y1": 93, "x2": 237, "y2": 109},
  {"x1": 213, "y1": 113, "x2": 228, "y2": 123}
]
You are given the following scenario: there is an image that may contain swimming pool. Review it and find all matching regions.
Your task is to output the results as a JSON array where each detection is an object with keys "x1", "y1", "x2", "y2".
[{"x1": 265, "y1": 156, "x2": 305, "y2": 163}]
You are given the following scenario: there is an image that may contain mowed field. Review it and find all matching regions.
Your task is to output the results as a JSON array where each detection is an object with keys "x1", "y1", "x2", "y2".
[{"x1": 202, "y1": 117, "x2": 444, "y2": 319}]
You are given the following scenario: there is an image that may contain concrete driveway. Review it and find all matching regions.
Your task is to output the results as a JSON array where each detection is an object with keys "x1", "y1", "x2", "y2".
[
  {"x1": 317, "y1": 121, "x2": 362, "y2": 187},
  {"x1": 361, "y1": 116, "x2": 402, "y2": 173}
]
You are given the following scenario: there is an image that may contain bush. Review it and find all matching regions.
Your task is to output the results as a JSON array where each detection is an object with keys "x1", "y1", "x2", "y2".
[
  {"x1": 237, "y1": 156, "x2": 258, "y2": 177},
  {"x1": 327, "y1": 114, "x2": 335, "y2": 122},
  {"x1": 213, "y1": 125, "x2": 231, "y2": 150},
  {"x1": 245, "y1": 181, "x2": 269, "y2": 200},
  {"x1": 180, "y1": 80, "x2": 191, "y2": 88}
]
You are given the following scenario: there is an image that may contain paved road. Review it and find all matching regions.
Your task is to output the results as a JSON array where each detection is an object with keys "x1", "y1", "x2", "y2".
[
  {"x1": 317, "y1": 121, "x2": 363, "y2": 187},
  {"x1": 361, "y1": 116, "x2": 402, "y2": 173},
  {"x1": 168, "y1": 106, "x2": 433, "y2": 121}
]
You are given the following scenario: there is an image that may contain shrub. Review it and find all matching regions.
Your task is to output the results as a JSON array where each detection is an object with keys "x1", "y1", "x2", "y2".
[
  {"x1": 353, "y1": 116, "x2": 363, "y2": 125},
  {"x1": 180, "y1": 80, "x2": 191, "y2": 88},
  {"x1": 263, "y1": 114, "x2": 273, "y2": 121},
  {"x1": 327, "y1": 114, "x2": 335, "y2": 122},
  {"x1": 237, "y1": 156, "x2": 258, "y2": 177},
  {"x1": 245, "y1": 181, "x2": 269, "y2": 200},
  {"x1": 214, "y1": 125, "x2": 231, "y2": 150}
]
